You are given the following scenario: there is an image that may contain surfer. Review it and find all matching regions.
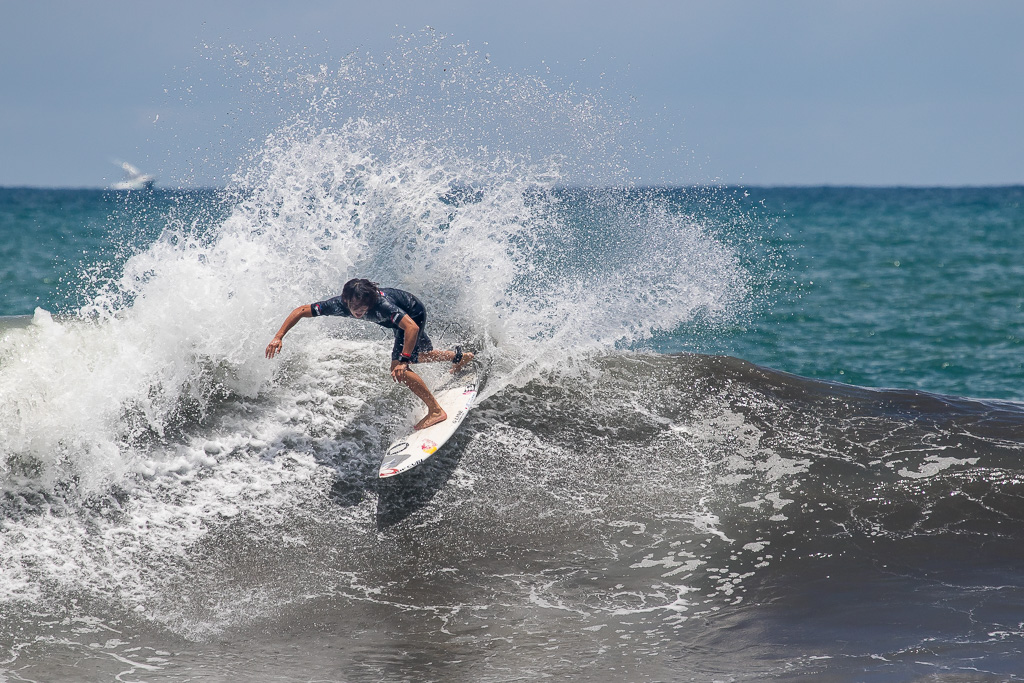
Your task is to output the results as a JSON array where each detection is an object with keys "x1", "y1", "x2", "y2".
[{"x1": 265, "y1": 279, "x2": 473, "y2": 430}]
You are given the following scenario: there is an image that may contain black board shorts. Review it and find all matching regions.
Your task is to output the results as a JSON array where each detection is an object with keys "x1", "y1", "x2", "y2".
[{"x1": 391, "y1": 326, "x2": 434, "y2": 363}]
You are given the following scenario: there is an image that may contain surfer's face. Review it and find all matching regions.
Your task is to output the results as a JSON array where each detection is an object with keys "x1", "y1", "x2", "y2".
[{"x1": 347, "y1": 301, "x2": 370, "y2": 318}]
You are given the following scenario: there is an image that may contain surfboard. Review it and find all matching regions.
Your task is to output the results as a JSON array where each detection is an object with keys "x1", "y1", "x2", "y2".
[{"x1": 378, "y1": 369, "x2": 481, "y2": 478}]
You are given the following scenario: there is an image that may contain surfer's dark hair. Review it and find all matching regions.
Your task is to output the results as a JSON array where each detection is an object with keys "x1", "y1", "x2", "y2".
[{"x1": 342, "y1": 278, "x2": 380, "y2": 307}]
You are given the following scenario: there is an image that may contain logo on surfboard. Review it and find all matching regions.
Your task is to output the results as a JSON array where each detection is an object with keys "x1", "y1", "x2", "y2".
[
  {"x1": 421, "y1": 439, "x2": 438, "y2": 455},
  {"x1": 386, "y1": 441, "x2": 409, "y2": 457}
]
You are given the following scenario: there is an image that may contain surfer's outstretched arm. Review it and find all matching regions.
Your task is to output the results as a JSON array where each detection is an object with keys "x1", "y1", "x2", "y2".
[{"x1": 265, "y1": 305, "x2": 312, "y2": 358}]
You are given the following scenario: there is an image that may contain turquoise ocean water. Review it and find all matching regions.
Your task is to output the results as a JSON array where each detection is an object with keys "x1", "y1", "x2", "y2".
[{"x1": 719, "y1": 186, "x2": 1024, "y2": 400}]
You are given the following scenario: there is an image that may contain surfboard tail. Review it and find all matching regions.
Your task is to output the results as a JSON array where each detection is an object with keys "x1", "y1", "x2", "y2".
[{"x1": 377, "y1": 374, "x2": 480, "y2": 478}]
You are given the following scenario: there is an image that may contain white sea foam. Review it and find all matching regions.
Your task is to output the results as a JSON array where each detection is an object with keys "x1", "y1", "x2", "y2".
[{"x1": 1, "y1": 45, "x2": 747, "y2": 492}]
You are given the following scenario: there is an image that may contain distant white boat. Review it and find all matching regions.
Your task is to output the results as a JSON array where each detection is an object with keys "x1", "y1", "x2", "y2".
[{"x1": 111, "y1": 161, "x2": 155, "y2": 190}]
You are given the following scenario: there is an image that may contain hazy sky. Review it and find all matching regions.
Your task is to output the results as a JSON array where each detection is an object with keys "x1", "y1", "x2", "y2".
[{"x1": 2, "y1": 1, "x2": 1022, "y2": 187}]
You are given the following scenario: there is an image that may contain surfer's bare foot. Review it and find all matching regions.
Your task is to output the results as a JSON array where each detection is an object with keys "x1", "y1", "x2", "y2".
[
  {"x1": 415, "y1": 408, "x2": 447, "y2": 430},
  {"x1": 451, "y1": 351, "x2": 474, "y2": 374}
]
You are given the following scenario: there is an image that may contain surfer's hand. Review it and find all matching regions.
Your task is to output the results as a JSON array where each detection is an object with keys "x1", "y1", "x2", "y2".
[
  {"x1": 265, "y1": 337, "x2": 283, "y2": 359},
  {"x1": 391, "y1": 362, "x2": 409, "y2": 382}
]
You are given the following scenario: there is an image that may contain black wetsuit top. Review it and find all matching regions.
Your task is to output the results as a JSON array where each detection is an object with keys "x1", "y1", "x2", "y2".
[{"x1": 309, "y1": 287, "x2": 433, "y2": 361}]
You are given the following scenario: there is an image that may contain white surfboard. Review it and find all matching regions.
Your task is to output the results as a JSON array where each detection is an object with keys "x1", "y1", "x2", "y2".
[{"x1": 378, "y1": 369, "x2": 481, "y2": 478}]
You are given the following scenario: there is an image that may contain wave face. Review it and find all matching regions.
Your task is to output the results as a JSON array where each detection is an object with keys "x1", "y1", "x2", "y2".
[
  {"x1": 2, "y1": 346, "x2": 1023, "y2": 680},
  {"x1": 2, "y1": 35, "x2": 1024, "y2": 682}
]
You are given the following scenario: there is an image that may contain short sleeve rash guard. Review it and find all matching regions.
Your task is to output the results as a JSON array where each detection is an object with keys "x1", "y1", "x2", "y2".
[{"x1": 309, "y1": 288, "x2": 426, "y2": 330}]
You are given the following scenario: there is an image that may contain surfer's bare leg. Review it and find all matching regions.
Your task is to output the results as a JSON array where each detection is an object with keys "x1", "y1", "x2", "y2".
[
  {"x1": 418, "y1": 349, "x2": 475, "y2": 373},
  {"x1": 392, "y1": 361, "x2": 447, "y2": 430}
]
